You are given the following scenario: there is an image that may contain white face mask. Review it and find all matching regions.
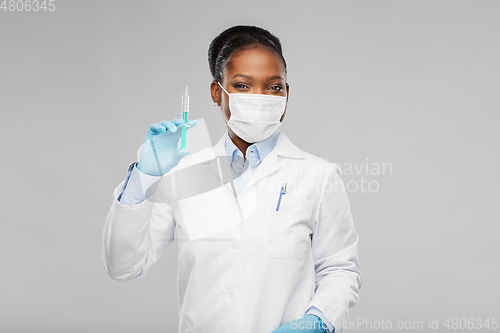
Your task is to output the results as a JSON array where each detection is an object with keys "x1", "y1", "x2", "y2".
[{"x1": 218, "y1": 81, "x2": 287, "y2": 143}]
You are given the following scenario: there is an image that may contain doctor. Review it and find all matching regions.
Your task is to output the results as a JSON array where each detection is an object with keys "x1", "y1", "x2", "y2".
[{"x1": 102, "y1": 25, "x2": 362, "y2": 333}]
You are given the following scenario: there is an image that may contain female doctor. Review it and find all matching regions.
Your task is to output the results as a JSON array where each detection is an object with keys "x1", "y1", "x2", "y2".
[{"x1": 102, "y1": 25, "x2": 362, "y2": 333}]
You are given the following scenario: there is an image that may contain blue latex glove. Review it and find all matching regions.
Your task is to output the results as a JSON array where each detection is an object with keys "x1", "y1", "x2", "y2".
[
  {"x1": 137, "y1": 118, "x2": 198, "y2": 176},
  {"x1": 271, "y1": 314, "x2": 327, "y2": 333}
]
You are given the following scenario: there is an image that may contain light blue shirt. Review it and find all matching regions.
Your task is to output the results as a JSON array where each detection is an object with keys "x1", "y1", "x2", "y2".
[
  {"x1": 224, "y1": 130, "x2": 280, "y2": 196},
  {"x1": 116, "y1": 130, "x2": 333, "y2": 332}
]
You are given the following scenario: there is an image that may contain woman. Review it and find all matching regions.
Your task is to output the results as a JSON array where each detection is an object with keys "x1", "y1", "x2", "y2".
[{"x1": 103, "y1": 25, "x2": 362, "y2": 333}]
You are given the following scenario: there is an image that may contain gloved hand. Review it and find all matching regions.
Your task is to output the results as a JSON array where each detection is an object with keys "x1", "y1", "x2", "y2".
[
  {"x1": 137, "y1": 118, "x2": 198, "y2": 176},
  {"x1": 271, "y1": 314, "x2": 327, "y2": 333}
]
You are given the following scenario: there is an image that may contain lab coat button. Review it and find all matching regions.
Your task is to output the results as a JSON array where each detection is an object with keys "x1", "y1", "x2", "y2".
[
  {"x1": 231, "y1": 241, "x2": 240, "y2": 250},
  {"x1": 228, "y1": 289, "x2": 236, "y2": 299}
]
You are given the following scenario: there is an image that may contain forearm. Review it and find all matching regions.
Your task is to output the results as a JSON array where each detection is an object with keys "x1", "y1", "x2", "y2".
[
  {"x1": 119, "y1": 162, "x2": 162, "y2": 206},
  {"x1": 308, "y1": 165, "x2": 363, "y2": 333},
  {"x1": 102, "y1": 162, "x2": 172, "y2": 282},
  {"x1": 102, "y1": 179, "x2": 157, "y2": 282},
  {"x1": 306, "y1": 306, "x2": 335, "y2": 332},
  {"x1": 307, "y1": 260, "x2": 362, "y2": 332}
]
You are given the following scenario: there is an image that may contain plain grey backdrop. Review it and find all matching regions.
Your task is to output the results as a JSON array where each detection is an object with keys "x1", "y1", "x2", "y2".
[{"x1": 1, "y1": 0, "x2": 499, "y2": 332}]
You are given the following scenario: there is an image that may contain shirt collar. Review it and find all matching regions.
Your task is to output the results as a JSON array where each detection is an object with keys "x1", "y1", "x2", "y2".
[
  {"x1": 224, "y1": 129, "x2": 281, "y2": 163},
  {"x1": 212, "y1": 130, "x2": 304, "y2": 161}
]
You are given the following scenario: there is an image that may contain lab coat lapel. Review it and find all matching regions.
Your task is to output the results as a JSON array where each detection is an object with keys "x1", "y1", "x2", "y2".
[
  {"x1": 247, "y1": 148, "x2": 280, "y2": 189},
  {"x1": 242, "y1": 133, "x2": 305, "y2": 190},
  {"x1": 274, "y1": 133, "x2": 305, "y2": 159}
]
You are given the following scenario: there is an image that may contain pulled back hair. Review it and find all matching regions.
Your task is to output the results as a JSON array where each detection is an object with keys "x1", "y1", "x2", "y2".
[{"x1": 208, "y1": 25, "x2": 287, "y2": 84}]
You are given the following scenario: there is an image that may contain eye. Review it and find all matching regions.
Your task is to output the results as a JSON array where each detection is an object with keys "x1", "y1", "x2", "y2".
[
  {"x1": 234, "y1": 83, "x2": 249, "y2": 90},
  {"x1": 269, "y1": 85, "x2": 283, "y2": 91}
]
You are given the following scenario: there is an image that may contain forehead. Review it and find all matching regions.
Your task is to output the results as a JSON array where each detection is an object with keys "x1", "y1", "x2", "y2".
[{"x1": 225, "y1": 44, "x2": 285, "y2": 78}]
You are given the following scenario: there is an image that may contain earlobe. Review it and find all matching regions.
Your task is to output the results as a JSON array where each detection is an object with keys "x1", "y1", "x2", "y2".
[
  {"x1": 210, "y1": 80, "x2": 221, "y2": 107},
  {"x1": 281, "y1": 83, "x2": 289, "y2": 122},
  {"x1": 285, "y1": 83, "x2": 289, "y2": 106}
]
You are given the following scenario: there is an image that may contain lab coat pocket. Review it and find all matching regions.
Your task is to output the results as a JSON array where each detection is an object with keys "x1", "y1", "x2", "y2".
[
  {"x1": 263, "y1": 195, "x2": 313, "y2": 260},
  {"x1": 178, "y1": 182, "x2": 242, "y2": 241}
]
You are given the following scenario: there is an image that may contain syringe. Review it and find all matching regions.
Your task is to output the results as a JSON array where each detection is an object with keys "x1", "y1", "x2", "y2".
[{"x1": 181, "y1": 85, "x2": 189, "y2": 149}]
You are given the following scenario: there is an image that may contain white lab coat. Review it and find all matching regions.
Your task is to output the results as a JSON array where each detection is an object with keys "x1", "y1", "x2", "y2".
[{"x1": 102, "y1": 132, "x2": 362, "y2": 333}]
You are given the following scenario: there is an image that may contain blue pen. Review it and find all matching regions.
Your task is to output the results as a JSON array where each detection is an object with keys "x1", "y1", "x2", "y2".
[{"x1": 276, "y1": 182, "x2": 287, "y2": 211}]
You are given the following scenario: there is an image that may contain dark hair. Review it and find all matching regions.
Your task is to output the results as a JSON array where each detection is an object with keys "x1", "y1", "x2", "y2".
[{"x1": 208, "y1": 25, "x2": 287, "y2": 83}]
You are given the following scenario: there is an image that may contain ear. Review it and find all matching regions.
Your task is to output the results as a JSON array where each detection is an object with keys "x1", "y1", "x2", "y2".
[
  {"x1": 280, "y1": 83, "x2": 290, "y2": 122},
  {"x1": 210, "y1": 80, "x2": 221, "y2": 106}
]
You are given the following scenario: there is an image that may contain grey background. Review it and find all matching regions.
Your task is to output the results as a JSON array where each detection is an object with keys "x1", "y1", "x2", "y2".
[{"x1": 1, "y1": 0, "x2": 499, "y2": 332}]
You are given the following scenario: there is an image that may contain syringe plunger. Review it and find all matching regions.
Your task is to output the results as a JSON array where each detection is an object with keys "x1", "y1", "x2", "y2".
[{"x1": 182, "y1": 85, "x2": 190, "y2": 114}]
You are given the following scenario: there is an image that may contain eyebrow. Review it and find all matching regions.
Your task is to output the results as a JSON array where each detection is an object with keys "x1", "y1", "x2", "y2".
[{"x1": 232, "y1": 74, "x2": 285, "y2": 81}]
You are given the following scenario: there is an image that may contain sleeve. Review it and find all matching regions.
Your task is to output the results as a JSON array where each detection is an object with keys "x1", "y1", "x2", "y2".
[
  {"x1": 102, "y1": 161, "x2": 175, "y2": 282},
  {"x1": 306, "y1": 163, "x2": 363, "y2": 333},
  {"x1": 305, "y1": 305, "x2": 334, "y2": 332},
  {"x1": 119, "y1": 162, "x2": 162, "y2": 206}
]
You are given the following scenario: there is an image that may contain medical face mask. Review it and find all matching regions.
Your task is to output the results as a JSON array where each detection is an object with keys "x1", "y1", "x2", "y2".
[{"x1": 217, "y1": 81, "x2": 287, "y2": 143}]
